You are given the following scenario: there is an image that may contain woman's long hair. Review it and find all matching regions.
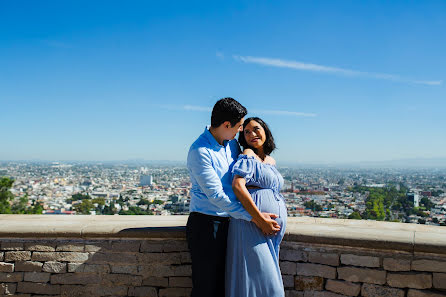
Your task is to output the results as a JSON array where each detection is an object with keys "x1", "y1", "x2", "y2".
[{"x1": 238, "y1": 117, "x2": 276, "y2": 155}]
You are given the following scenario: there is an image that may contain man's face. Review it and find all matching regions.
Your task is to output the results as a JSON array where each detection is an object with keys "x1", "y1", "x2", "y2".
[{"x1": 224, "y1": 117, "x2": 244, "y2": 141}]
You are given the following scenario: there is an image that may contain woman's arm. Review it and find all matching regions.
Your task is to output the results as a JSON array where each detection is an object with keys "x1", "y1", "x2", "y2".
[{"x1": 232, "y1": 175, "x2": 280, "y2": 235}]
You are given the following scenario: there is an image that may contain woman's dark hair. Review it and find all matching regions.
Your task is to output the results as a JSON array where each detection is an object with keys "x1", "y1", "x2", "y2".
[
  {"x1": 211, "y1": 97, "x2": 248, "y2": 128},
  {"x1": 238, "y1": 117, "x2": 276, "y2": 155}
]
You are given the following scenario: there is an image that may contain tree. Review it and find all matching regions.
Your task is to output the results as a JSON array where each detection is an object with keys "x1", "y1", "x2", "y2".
[
  {"x1": 0, "y1": 177, "x2": 14, "y2": 214},
  {"x1": 348, "y1": 211, "x2": 362, "y2": 220}
]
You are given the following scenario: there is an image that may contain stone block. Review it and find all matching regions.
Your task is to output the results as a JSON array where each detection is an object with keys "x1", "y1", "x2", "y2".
[
  {"x1": 111, "y1": 240, "x2": 141, "y2": 252},
  {"x1": 0, "y1": 262, "x2": 14, "y2": 272},
  {"x1": 387, "y1": 272, "x2": 432, "y2": 289},
  {"x1": 433, "y1": 273, "x2": 446, "y2": 289},
  {"x1": 407, "y1": 289, "x2": 446, "y2": 297},
  {"x1": 111, "y1": 264, "x2": 138, "y2": 274},
  {"x1": 1, "y1": 282, "x2": 17, "y2": 295},
  {"x1": 325, "y1": 279, "x2": 360, "y2": 296},
  {"x1": 1, "y1": 241, "x2": 24, "y2": 250},
  {"x1": 84, "y1": 241, "x2": 110, "y2": 252},
  {"x1": 16, "y1": 282, "x2": 61, "y2": 295},
  {"x1": 128, "y1": 286, "x2": 158, "y2": 297},
  {"x1": 0, "y1": 272, "x2": 23, "y2": 282},
  {"x1": 337, "y1": 267, "x2": 386, "y2": 285},
  {"x1": 15, "y1": 261, "x2": 44, "y2": 272},
  {"x1": 138, "y1": 264, "x2": 175, "y2": 277},
  {"x1": 174, "y1": 265, "x2": 191, "y2": 276},
  {"x1": 159, "y1": 288, "x2": 192, "y2": 297},
  {"x1": 296, "y1": 263, "x2": 336, "y2": 279},
  {"x1": 32, "y1": 252, "x2": 89, "y2": 262},
  {"x1": 281, "y1": 249, "x2": 308, "y2": 262},
  {"x1": 361, "y1": 283, "x2": 405, "y2": 297},
  {"x1": 24, "y1": 242, "x2": 56, "y2": 252},
  {"x1": 309, "y1": 252, "x2": 339, "y2": 266},
  {"x1": 0, "y1": 252, "x2": 3, "y2": 261},
  {"x1": 169, "y1": 276, "x2": 192, "y2": 288},
  {"x1": 140, "y1": 240, "x2": 164, "y2": 253},
  {"x1": 281, "y1": 261, "x2": 297, "y2": 275},
  {"x1": 283, "y1": 275, "x2": 294, "y2": 288},
  {"x1": 24, "y1": 272, "x2": 51, "y2": 283},
  {"x1": 412, "y1": 260, "x2": 446, "y2": 273},
  {"x1": 285, "y1": 290, "x2": 304, "y2": 297},
  {"x1": 294, "y1": 276, "x2": 324, "y2": 291},
  {"x1": 88, "y1": 252, "x2": 137, "y2": 264},
  {"x1": 383, "y1": 258, "x2": 411, "y2": 271},
  {"x1": 305, "y1": 291, "x2": 348, "y2": 297},
  {"x1": 67, "y1": 263, "x2": 110, "y2": 273},
  {"x1": 56, "y1": 243, "x2": 84, "y2": 252},
  {"x1": 60, "y1": 284, "x2": 128, "y2": 296},
  {"x1": 163, "y1": 240, "x2": 189, "y2": 252},
  {"x1": 138, "y1": 253, "x2": 181, "y2": 265},
  {"x1": 340, "y1": 254, "x2": 380, "y2": 268},
  {"x1": 42, "y1": 261, "x2": 67, "y2": 273},
  {"x1": 180, "y1": 252, "x2": 191, "y2": 264},
  {"x1": 5, "y1": 251, "x2": 31, "y2": 261},
  {"x1": 51, "y1": 273, "x2": 101, "y2": 285},
  {"x1": 101, "y1": 273, "x2": 143, "y2": 286},
  {"x1": 142, "y1": 276, "x2": 169, "y2": 287}
]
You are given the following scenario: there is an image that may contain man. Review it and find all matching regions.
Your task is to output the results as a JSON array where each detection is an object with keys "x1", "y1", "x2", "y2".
[{"x1": 186, "y1": 97, "x2": 279, "y2": 297}]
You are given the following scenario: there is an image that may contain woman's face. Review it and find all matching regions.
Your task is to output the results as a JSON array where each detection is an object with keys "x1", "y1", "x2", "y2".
[{"x1": 243, "y1": 120, "x2": 266, "y2": 150}]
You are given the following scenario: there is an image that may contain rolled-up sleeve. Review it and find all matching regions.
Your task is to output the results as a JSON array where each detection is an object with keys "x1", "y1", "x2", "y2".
[{"x1": 187, "y1": 147, "x2": 252, "y2": 221}]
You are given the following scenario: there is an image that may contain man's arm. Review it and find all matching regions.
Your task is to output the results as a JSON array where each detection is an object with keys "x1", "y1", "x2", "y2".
[{"x1": 187, "y1": 147, "x2": 252, "y2": 221}]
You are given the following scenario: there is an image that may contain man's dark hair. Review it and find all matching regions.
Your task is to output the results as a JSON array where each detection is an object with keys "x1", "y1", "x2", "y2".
[
  {"x1": 211, "y1": 97, "x2": 247, "y2": 128},
  {"x1": 238, "y1": 117, "x2": 276, "y2": 155}
]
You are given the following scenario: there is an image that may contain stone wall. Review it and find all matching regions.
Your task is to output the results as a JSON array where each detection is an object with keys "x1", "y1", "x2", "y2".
[{"x1": 1, "y1": 215, "x2": 446, "y2": 297}]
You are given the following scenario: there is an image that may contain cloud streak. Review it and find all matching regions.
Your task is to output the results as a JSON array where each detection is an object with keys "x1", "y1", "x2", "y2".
[
  {"x1": 233, "y1": 55, "x2": 442, "y2": 86},
  {"x1": 159, "y1": 104, "x2": 316, "y2": 117}
]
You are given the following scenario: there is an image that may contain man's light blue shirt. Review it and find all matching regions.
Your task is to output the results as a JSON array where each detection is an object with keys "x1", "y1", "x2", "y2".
[{"x1": 187, "y1": 126, "x2": 252, "y2": 221}]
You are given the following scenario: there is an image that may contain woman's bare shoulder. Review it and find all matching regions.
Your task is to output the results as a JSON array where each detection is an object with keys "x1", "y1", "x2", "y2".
[
  {"x1": 242, "y1": 148, "x2": 256, "y2": 157},
  {"x1": 266, "y1": 156, "x2": 276, "y2": 165}
]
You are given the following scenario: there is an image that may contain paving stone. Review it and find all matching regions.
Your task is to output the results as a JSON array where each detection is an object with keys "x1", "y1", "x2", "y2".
[
  {"x1": 24, "y1": 272, "x2": 51, "y2": 283},
  {"x1": 169, "y1": 276, "x2": 192, "y2": 288},
  {"x1": 159, "y1": 288, "x2": 192, "y2": 297},
  {"x1": 281, "y1": 261, "x2": 297, "y2": 275},
  {"x1": 0, "y1": 262, "x2": 14, "y2": 272},
  {"x1": 5, "y1": 251, "x2": 31, "y2": 261},
  {"x1": 0, "y1": 272, "x2": 23, "y2": 282},
  {"x1": 281, "y1": 249, "x2": 308, "y2": 262},
  {"x1": 128, "y1": 286, "x2": 158, "y2": 297},
  {"x1": 387, "y1": 272, "x2": 432, "y2": 289},
  {"x1": 433, "y1": 273, "x2": 446, "y2": 289},
  {"x1": 337, "y1": 267, "x2": 386, "y2": 285},
  {"x1": 142, "y1": 276, "x2": 169, "y2": 287},
  {"x1": 340, "y1": 254, "x2": 380, "y2": 268},
  {"x1": 16, "y1": 282, "x2": 61, "y2": 295},
  {"x1": 294, "y1": 276, "x2": 324, "y2": 291},
  {"x1": 407, "y1": 289, "x2": 446, "y2": 297},
  {"x1": 309, "y1": 252, "x2": 339, "y2": 266},
  {"x1": 383, "y1": 258, "x2": 411, "y2": 271},
  {"x1": 412, "y1": 260, "x2": 446, "y2": 273},
  {"x1": 296, "y1": 263, "x2": 336, "y2": 279},
  {"x1": 325, "y1": 279, "x2": 360, "y2": 296},
  {"x1": 42, "y1": 261, "x2": 67, "y2": 273},
  {"x1": 15, "y1": 261, "x2": 43, "y2": 272},
  {"x1": 361, "y1": 283, "x2": 405, "y2": 297}
]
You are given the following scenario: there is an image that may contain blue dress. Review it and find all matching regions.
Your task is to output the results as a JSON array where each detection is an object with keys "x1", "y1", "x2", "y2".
[{"x1": 226, "y1": 155, "x2": 287, "y2": 297}]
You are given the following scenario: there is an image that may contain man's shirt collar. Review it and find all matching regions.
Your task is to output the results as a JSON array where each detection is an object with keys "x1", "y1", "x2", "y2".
[{"x1": 204, "y1": 126, "x2": 226, "y2": 148}]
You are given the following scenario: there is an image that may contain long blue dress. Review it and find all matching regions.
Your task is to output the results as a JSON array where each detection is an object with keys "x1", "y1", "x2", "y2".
[{"x1": 226, "y1": 155, "x2": 287, "y2": 297}]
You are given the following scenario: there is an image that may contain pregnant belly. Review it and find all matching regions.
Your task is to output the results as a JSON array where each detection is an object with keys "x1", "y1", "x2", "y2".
[{"x1": 249, "y1": 188, "x2": 286, "y2": 219}]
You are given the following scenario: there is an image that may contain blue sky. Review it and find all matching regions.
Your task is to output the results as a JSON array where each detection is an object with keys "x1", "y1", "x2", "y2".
[{"x1": 1, "y1": 0, "x2": 445, "y2": 164}]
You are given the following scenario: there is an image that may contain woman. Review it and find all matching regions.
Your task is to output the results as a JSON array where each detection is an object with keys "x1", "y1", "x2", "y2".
[{"x1": 226, "y1": 117, "x2": 287, "y2": 297}]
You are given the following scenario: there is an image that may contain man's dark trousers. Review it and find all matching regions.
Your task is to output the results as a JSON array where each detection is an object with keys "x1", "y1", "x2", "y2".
[{"x1": 186, "y1": 212, "x2": 230, "y2": 297}]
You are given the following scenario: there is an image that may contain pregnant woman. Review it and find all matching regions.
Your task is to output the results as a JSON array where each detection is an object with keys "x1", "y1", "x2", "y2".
[{"x1": 226, "y1": 117, "x2": 287, "y2": 297}]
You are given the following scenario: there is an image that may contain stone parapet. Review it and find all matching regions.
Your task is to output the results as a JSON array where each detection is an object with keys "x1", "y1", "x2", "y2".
[{"x1": 0, "y1": 215, "x2": 445, "y2": 296}]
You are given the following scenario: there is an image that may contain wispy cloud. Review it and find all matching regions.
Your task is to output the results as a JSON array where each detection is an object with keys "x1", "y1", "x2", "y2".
[
  {"x1": 158, "y1": 104, "x2": 316, "y2": 117},
  {"x1": 233, "y1": 55, "x2": 442, "y2": 86}
]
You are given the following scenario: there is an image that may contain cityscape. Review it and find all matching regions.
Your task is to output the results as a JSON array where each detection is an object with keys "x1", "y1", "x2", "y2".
[{"x1": 1, "y1": 161, "x2": 445, "y2": 226}]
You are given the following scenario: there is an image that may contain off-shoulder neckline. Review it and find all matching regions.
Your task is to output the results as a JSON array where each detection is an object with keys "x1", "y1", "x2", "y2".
[{"x1": 237, "y1": 154, "x2": 276, "y2": 167}]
